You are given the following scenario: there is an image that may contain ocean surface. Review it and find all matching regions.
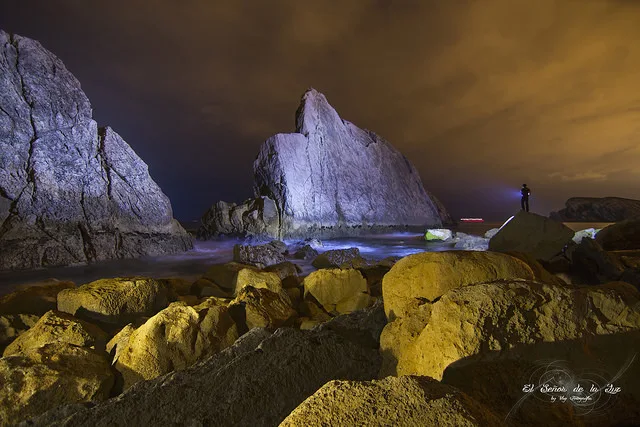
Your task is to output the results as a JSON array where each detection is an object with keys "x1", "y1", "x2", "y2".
[{"x1": 0, "y1": 222, "x2": 609, "y2": 296}]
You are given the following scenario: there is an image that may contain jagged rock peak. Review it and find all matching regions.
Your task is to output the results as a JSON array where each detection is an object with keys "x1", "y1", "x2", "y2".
[{"x1": 0, "y1": 29, "x2": 192, "y2": 270}]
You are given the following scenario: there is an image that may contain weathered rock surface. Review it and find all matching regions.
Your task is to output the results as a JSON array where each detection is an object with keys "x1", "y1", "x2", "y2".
[
  {"x1": 0, "y1": 30, "x2": 192, "y2": 271},
  {"x1": 21, "y1": 321, "x2": 382, "y2": 427},
  {"x1": 550, "y1": 196, "x2": 640, "y2": 222},
  {"x1": 281, "y1": 376, "x2": 503, "y2": 427},
  {"x1": 234, "y1": 268, "x2": 282, "y2": 295},
  {"x1": 264, "y1": 261, "x2": 301, "y2": 288},
  {"x1": 312, "y1": 299, "x2": 386, "y2": 349},
  {"x1": 312, "y1": 247, "x2": 367, "y2": 269},
  {"x1": 233, "y1": 241, "x2": 286, "y2": 267},
  {"x1": 230, "y1": 286, "x2": 297, "y2": 330},
  {"x1": 114, "y1": 299, "x2": 238, "y2": 390},
  {"x1": 489, "y1": 211, "x2": 574, "y2": 261},
  {"x1": 0, "y1": 342, "x2": 113, "y2": 426},
  {"x1": 197, "y1": 196, "x2": 279, "y2": 239},
  {"x1": 567, "y1": 238, "x2": 626, "y2": 285},
  {"x1": 303, "y1": 268, "x2": 370, "y2": 315},
  {"x1": 425, "y1": 228, "x2": 453, "y2": 241},
  {"x1": 0, "y1": 313, "x2": 39, "y2": 350},
  {"x1": 0, "y1": 280, "x2": 74, "y2": 315},
  {"x1": 382, "y1": 251, "x2": 535, "y2": 320},
  {"x1": 595, "y1": 217, "x2": 640, "y2": 250},
  {"x1": 387, "y1": 280, "x2": 640, "y2": 380},
  {"x1": 3, "y1": 310, "x2": 107, "y2": 356},
  {"x1": 57, "y1": 277, "x2": 169, "y2": 326},
  {"x1": 293, "y1": 244, "x2": 318, "y2": 260},
  {"x1": 200, "y1": 88, "x2": 450, "y2": 239}
]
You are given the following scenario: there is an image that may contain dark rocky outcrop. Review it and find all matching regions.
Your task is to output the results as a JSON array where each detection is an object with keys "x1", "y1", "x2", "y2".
[
  {"x1": 199, "y1": 88, "x2": 451, "y2": 239},
  {"x1": 0, "y1": 30, "x2": 191, "y2": 270},
  {"x1": 550, "y1": 197, "x2": 640, "y2": 222},
  {"x1": 22, "y1": 323, "x2": 382, "y2": 427},
  {"x1": 197, "y1": 196, "x2": 279, "y2": 239},
  {"x1": 595, "y1": 217, "x2": 640, "y2": 251}
]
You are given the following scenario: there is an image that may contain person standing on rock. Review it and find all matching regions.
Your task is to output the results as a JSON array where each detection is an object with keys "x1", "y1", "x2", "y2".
[{"x1": 521, "y1": 184, "x2": 531, "y2": 212}]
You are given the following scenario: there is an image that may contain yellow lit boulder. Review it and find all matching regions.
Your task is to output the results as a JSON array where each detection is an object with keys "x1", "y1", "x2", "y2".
[{"x1": 303, "y1": 268, "x2": 370, "y2": 315}]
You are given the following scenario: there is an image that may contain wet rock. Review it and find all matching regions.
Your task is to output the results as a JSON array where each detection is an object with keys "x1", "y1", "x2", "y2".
[
  {"x1": 3, "y1": 310, "x2": 107, "y2": 356},
  {"x1": 312, "y1": 248, "x2": 366, "y2": 269},
  {"x1": 425, "y1": 228, "x2": 453, "y2": 241},
  {"x1": 0, "y1": 281, "x2": 74, "y2": 315},
  {"x1": 303, "y1": 268, "x2": 370, "y2": 315},
  {"x1": 233, "y1": 242, "x2": 286, "y2": 268},
  {"x1": 489, "y1": 211, "x2": 574, "y2": 261},
  {"x1": 281, "y1": 376, "x2": 502, "y2": 427},
  {"x1": 114, "y1": 299, "x2": 238, "y2": 390},
  {"x1": 57, "y1": 277, "x2": 169, "y2": 326},
  {"x1": 0, "y1": 342, "x2": 113, "y2": 425},
  {"x1": 22, "y1": 326, "x2": 381, "y2": 427},
  {"x1": 0, "y1": 31, "x2": 191, "y2": 271}
]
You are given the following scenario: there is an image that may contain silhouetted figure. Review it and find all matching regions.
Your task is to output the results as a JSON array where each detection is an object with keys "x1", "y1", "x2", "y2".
[{"x1": 521, "y1": 184, "x2": 530, "y2": 212}]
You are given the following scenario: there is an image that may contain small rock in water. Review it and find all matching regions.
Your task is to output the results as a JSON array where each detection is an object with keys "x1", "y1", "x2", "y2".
[{"x1": 424, "y1": 228, "x2": 453, "y2": 241}]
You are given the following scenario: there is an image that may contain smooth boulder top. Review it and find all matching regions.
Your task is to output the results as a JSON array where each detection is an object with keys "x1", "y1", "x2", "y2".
[
  {"x1": 0, "y1": 30, "x2": 191, "y2": 270},
  {"x1": 252, "y1": 88, "x2": 450, "y2": 237}
]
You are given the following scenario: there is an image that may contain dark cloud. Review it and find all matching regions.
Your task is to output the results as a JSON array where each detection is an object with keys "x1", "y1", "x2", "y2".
[{"x1": 1, "y1": 0, "x2": 639, "y2": 220}]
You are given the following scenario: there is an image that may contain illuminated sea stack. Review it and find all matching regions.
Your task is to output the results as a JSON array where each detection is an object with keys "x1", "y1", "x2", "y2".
[
  {"x1": 199, "y1": 88, "x2": 452, "y2": 239},
  {"x1": 0, "y1": 31, "x2": 192, "y2": 270}
]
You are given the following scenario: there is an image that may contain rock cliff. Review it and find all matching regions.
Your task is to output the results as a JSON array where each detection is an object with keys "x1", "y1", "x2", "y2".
[
  {"x1": 200, "y1": 88, "x2": 450, "y2": 238},
  {"x1": 0, "y1": 30, "x2": 192, "y2": 270},
  {"x1": 550, "y1": 197, "x2": 640, "y2": 222}
]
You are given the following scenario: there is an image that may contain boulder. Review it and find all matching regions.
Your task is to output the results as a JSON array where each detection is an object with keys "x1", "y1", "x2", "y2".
[
  {"x1": 293, "y1": 244, "x2": 319, "y2": 260},
  {"x1": 0, "y1": 342, "x2": 113, "y2": 425},
  {"x1": 0, "y1": 313, "x2": 39, "y2": 350},
  {"x1": 197, "y1": 196, "x2": 279, "y2": 239},
  {"x1": 280, "y1": 376, "x2": 502, "y2": 427},
  {"x1": 425, "y1": 228, "x2": 453, "y2": 241},
  {"x1": 303, "y1": 268, "x2": 370, "y2": 315},
  {"x1": 264, "y1": 261, "x2": 302, "y2": 288},
  {"x1": 57, "y1": 277, "x2": 169, "y2": 326},
  {"x1": 0, "y1": 280, "x2": 74, "y2": 315},
  {"x1": 3, "y1": 310, "x2": 107, "y2": 357},
  {"x1": 22, "y1": 325, "x2": 382, "y2": 427},
  {"x1": 567, "y1": 238, "x2": 626, "y2": 284},
  {"x1": 114, "y1": 299, "x2": 238, "y2": 390},
  {"x1": 312, "y1": 299, "x2": 386, "y2": 349},
  {"x1": 250, "y1": 88, "x2": 450, "y2": 238},
  {"x1": 503, "y1": 251, "x2": 567, "y2": 285},
  {"x1": 572, "y1": 227, "x2": 599, "y2": 244},
  {"x1": 453, "y1": 233, "x2": 489, "y2": 251},
  {"x1": 596, "y1": 218, "x2": 640, "y2": 250},
  {"x1": 382, "y1": 251, "x2": 535, "y2": 320},
  {"x1": 106, "y1": 323, "x2": 136, "y2": 363},
  {"x1": 312, "y1": 248, "x2": 366, "y2": 269},
  {"x1": 386, "y1": 280, "x2": 640, "y2": 380},
  {"x1": 201, "y1": 262, "x2": 258, "y2": 292},
  {"x1": 358, "y1": 265, "x2": 390, "y2": 297},
  {"x1": 230, "y1": 286, "x2": 297, "y2": 330},
  {"x1": 0, "y1": 31, "x2": 192, "y2": 271},
  {"x1": 233, "y1": 241, "x2": 286, "y2": 267},
  {"x1": 550, "y1": 196, "x2": 640, "y2": 221},
  {"x1": 234, "y1": 268, "x2": 282, "y2": 295},
  {"x1": 190, "y1": 278, "x2": 231, "y2": 299},
  {"x1": 489, "y1": 211, "x2": 574, "y2": 261}
]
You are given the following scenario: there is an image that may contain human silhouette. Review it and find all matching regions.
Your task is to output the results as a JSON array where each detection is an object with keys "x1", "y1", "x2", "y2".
[{"x1": 521, "y1": 184, "x2": 531, "y2": 212}]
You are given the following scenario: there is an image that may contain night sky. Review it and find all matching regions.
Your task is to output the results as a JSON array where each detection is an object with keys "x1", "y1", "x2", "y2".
[{"x1": 2, "y1": 1, "x2": 639, "y2": 222}]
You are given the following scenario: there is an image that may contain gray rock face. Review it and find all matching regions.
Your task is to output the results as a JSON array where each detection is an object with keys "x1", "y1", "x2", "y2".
[
  {"x1": 200, "y1": 88, "x2": 450, "y2": 239},
  {"x1": 253, "y1": 89, "x2": 448, "y2": 238},
  {"x1": 550, "y1": 197, "x2": 640, "y2": 222},
  {"x1": 0, "y1": 31, "x2": 192, "y2": 270}
]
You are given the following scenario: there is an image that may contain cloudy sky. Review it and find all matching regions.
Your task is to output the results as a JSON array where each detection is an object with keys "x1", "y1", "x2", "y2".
[{"x1": 2, "y1": 0, "x2": 639, "y2": 221}]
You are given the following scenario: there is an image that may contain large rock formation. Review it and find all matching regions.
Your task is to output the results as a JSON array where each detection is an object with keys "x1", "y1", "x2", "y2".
[
  {"x1": 0, "y1": 30, "x2": 192, "y2": 270},
  {"x1": 550, "y1": 196, "x2": 640, "y2": 222},
  {"x1": 199, "y1": 88, "x2": 451, "y2": 238}
]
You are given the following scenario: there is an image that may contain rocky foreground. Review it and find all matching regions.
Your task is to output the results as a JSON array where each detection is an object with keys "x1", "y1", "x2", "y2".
[{"x1": 0, "y1": 212, "x2": 640, "y2": 426}]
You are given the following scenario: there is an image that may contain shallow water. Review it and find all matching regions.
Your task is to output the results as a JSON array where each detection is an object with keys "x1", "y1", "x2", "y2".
[
  {"x1": 0, "y1": 221, "x2": 601, "y2": 296},
  {"x1": 0, "y1": 232, "x2": 460, "y2": 295}
]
